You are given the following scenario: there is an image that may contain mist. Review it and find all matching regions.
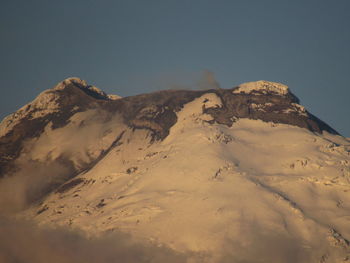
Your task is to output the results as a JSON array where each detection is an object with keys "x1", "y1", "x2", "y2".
[
  {"x1": 0, "y1": 109, "x2": 125, "y2": 214},
  {"x1": 0, "y1": 160, "x2": 74, "y2": 214},
  {"x1": 0, "y1": 217, "x2": 187, "y2": 263},
  {"x1": 0, "y1": 215, "x2": 323, "y2": 263}
]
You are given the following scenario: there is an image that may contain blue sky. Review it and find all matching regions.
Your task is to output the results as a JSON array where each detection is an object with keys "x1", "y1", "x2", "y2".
[{"x1": 1, "y1": 0, "x2": 349, "y2": 136}]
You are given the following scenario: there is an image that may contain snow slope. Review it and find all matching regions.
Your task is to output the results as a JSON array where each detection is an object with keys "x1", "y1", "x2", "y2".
[{"x1": 20, "y1": 92, "x2": 350, "y2": 262}]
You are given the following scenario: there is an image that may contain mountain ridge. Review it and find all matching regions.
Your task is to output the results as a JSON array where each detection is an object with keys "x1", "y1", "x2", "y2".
[{"x1": 0, "y1": 78, "x2": 339, "y2": 179}]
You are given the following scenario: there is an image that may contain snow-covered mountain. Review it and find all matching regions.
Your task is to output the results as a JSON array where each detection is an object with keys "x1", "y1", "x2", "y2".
[{"x1": 1, "y1": 78, "x2": 349, "y2": 262}]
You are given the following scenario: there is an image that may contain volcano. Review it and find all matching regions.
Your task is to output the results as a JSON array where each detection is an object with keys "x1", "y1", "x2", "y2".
[{"x1": 1, "y1": 78, "x2": 349, "y2": 262}]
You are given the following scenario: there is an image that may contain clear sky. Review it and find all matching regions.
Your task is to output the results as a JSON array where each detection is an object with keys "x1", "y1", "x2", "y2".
[{"x1": 1, "y1": 0, "x2": 349, "y2": 136}]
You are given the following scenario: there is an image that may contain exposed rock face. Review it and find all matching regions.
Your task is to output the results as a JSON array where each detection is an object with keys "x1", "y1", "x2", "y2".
[
  {"x1": 0, "y1": 79, "x2": 338, "y2": 179},
  {"x1": 205, "y1": 83, "x2": 337, "y2": 134}
]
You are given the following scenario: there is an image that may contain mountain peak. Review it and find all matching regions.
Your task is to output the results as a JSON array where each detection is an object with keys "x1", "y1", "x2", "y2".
[
  {"x1": 54, "y1": 77, "x2": 121, "y2": 101},
  {"x1": 54, "y1": 77, "x2": 88, "y2": 89},
  {"x1": 234, "y1": 80, "x2": 289, "y2": 95},
  {"x1": 232, "y1": 80, "x2": 300, "y2": 103}
]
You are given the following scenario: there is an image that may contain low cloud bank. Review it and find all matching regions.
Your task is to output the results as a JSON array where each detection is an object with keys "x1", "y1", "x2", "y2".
[
  {"x1": 219, "y1": 222, "x2": 314, "y2": 263},
  {"x1": 0, "y1": 217, "x2": 187, "y2": 263},
  {"x1": 0, "y1": 215, "x2": 333, "y2": 263}
]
